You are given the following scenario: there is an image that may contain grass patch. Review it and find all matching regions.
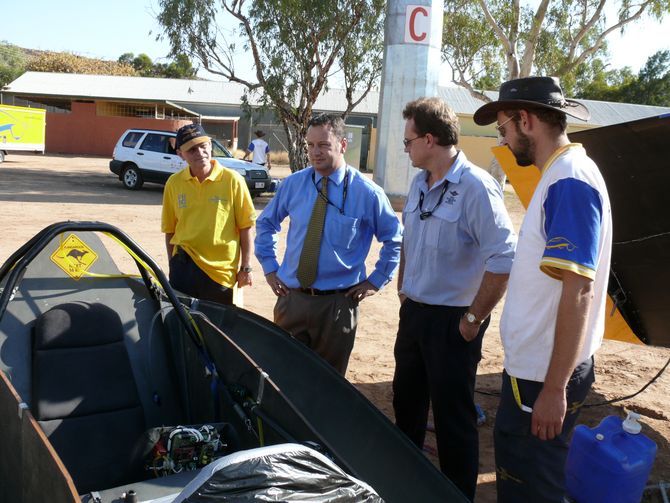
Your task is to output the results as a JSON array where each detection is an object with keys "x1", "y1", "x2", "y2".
[
  {"x1": 231, "y1": 149, "x2": 289, "y2": 165},
  {"x1": 269, "y1": 150, "x2": 289, "y2": 164}
]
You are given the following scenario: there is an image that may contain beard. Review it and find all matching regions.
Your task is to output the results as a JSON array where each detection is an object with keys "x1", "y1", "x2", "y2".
[{"x1": 510, "y1": 128, "x2": 534, "y2": 167}]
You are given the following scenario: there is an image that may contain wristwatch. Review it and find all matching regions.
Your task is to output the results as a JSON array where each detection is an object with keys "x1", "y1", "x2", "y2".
[
  {"x1": 464, "y1": 311, "x2": 482, "y2": 325},
  {"x1": 239, "y1": 266, "x2": 253, "y2": 273}
]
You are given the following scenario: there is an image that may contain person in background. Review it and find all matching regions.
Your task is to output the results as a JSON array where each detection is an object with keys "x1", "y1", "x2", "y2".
[
  {"x1": 473, "y1": 76, "x2": 612, "y2": 502},
  {"x1": 244, "y1": 129, "x2": 272, "y2": 169},
  {"x1": 162, "y1": 123, "x2": 256, "y2": 305},
  {"x1": 254, "y1": 113, "x2": 402, "y2": 375},
  {"x1": 393, "y1": 96, "x2": 516, "y2": 501}
]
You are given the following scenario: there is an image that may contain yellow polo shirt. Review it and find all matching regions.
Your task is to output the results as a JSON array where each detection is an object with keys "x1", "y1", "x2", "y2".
[{"x1": 161, "y1": 160, "x2": 256, "y2": 287}]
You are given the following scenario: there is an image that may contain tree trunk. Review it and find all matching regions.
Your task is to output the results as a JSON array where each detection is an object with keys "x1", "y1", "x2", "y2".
[
  {"x1": 291, "y1": 134, "x2": 309, "y2": 172},
  {"x1": 487, "y1": 156, "x2": 507, "y2": 188},
  {"x1": 279, "y1": 117, "x2": 309, "y2": 172}
]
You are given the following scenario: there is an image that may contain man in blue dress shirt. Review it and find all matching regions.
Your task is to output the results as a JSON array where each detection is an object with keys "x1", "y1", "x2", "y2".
[
  {"x1": 255, "y1": 113, "x2": 402, "y2": 375},
  {"x1": 394, "y1": 97, "x2": 517, "y2": 501}
]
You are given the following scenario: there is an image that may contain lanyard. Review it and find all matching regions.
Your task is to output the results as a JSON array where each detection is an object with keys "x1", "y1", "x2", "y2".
[
  {"x1": 312, "y1": 169, "x2": 349, "y2": 215},
  {"x1": 510, "y1": 376, "x2": 533, "y2": 413},
  {"x1": 419, "y1": 180, "x2": 449, "y2": 220}
]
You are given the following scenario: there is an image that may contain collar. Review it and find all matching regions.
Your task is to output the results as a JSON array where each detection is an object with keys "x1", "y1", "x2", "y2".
[
  {"x1": 180, "y1": 159, "x2": 223, "y2": 182},
  {"x1": 313, "y1": 163, "x2": 348, "y2": 186},
  {"x1": 542, "y1": 143, "x2": 583, "y2": 173},
  {"x1": 420, "y1": 151, "x2": 467, "y2": 192}
]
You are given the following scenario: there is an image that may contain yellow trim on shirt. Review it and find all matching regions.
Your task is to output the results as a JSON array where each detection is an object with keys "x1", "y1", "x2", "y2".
[
  {"x1": 540, "y1": 257, "x2": 596, "y2": 280},
  {"x1": 541, "y1": 143, "x2": 583, "y2": 173}
]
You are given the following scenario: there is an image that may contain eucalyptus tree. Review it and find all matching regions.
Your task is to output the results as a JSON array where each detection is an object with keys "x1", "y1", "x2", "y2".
[
  {"x1": 442, "y1": 0, "x2": 668, "y2": 184},
  {"x1": 157, "y1": 0, "x2": 385, "y2": 170},
  {"x1": 579, "y1": 50, "x2": 670, "y2": 105},
  {"x1": 443, "y1": 0, "x2": 670, "y2": 99}
]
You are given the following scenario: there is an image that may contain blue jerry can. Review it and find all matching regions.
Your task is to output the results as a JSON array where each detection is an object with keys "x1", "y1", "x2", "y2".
[{"x1": 565, "y1": 412, "x2": 657, "y2": 503}]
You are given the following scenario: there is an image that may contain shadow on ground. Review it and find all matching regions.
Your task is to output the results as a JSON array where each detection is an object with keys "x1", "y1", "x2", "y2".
[{"x1": 354, "y1": 371, "x2": 670, "y2": 503}]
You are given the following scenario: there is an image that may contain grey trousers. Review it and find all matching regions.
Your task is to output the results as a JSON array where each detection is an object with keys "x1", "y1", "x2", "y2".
[{"x1": 274, "y1": 290, "x2": 358, "y2": 375}]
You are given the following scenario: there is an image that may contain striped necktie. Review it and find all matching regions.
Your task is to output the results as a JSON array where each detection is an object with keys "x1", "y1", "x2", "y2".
[{"x1": 296, "y1": 177, "x2": 328, "y2": 288}]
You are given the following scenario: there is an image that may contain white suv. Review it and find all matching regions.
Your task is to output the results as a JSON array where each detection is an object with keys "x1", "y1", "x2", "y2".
[{"x1": 109, "y1": 128, "x2": 271, "y2": 196}]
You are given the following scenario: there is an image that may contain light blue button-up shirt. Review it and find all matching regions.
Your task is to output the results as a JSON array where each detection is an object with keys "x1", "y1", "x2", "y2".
[
  {"x1": 400, "y1": 152, "x2": 516, "y2": 306},
  {"x1": 255, "y1": 164, "x2": 402, "y2": 290}
]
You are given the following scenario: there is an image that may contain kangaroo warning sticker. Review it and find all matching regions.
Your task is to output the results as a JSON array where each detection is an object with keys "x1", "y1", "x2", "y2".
[{"x1": 50, "y1": 234, "x2": 98, "y2": 280}]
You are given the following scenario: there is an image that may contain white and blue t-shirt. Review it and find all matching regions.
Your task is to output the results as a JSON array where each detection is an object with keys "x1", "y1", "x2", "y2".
[
  {"x1": 248, "y1": 138, "x2": 270, "y2": 165},
  {"x1": 500, "y1": 144, "x2": 612, "y2": 382}
]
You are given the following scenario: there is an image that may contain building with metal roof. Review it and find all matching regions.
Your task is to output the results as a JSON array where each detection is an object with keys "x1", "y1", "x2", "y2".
[{"x1": 2, "y1": 71, "x2": 669, "y2": 170}]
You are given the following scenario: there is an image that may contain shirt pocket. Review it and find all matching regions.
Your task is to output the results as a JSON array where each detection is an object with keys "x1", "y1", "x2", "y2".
[
  {"x1": 404, "y1": 192, "x2": 420, "y2": 216},
  {"x1": 402, "y1": 195, "x2": 420, "y2": 242},
  {"x1": 425, "y1": 202, "x2": 461, "y2": 249},
  {"x1": 329, "y1": 212, "x2": 360, "y2": 250}
]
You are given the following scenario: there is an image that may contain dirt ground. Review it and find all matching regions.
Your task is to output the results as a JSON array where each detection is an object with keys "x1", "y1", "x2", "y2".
[{"x1": 1, "y1": 153, "x2": 668, "y2": 501}]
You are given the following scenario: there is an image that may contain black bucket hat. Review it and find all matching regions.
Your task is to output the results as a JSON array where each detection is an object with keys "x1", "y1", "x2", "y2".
[{"x1": 473, "y1": 76, "x2": 590, "y2": 125}]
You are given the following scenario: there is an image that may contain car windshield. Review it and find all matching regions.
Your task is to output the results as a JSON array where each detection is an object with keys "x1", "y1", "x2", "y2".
[{"x1": 211, "y1": 139, "x2": 233, "y2": 158}]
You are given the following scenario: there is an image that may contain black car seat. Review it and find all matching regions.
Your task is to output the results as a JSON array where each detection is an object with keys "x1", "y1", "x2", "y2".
[{"x1": 31, "y1": 302, "x2": 147, "y2": 493}]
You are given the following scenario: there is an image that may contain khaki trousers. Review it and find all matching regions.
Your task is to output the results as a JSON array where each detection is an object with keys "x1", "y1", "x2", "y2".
[{"x1": 274, "y1": 290, "x2": 358, "y2": 375}]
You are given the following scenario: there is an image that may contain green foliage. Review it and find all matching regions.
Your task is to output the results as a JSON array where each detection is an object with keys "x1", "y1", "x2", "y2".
[
  {"x1": 159, "y1": 54, "x2": 197, "y2": 79},
  {"x1": 27, "y1": 51, "x2": 136, "y2": 76},
  {"x1": 442, "y1": 0, "x2": 505, "y2": 89},
  {"x1": 631, "y1": 49, "x2": 670, "y2": 105},
  {"x1": 156, "y1": 0, "x2": 385, "y2": 171},
  {"x1": 0, "y1": 42, "x2": 28, "y2": 88},
  {"x1": 133, "y1": 53, "x2": 155, "y2": 75},
  {"x1": 442, "y1": 0, "x2": 670, "y2": 99},
  {"x1": 2, "y1": 43, "x2": 195, "y2": 86},
  {"x1": 578, "y1": 50, "x2": 670, "y2": 106},
  {"x1": 117, "y1": 52, "x2": 196, "y2": 78}
]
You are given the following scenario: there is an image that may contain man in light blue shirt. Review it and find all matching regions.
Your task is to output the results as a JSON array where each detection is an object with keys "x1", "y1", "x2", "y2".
[
  {"x1": 255, "y1": 113, "x2": 402, "y2": 375},
  {"x1": 394, "y1": 97, "x2": 516, "y2": 501}
]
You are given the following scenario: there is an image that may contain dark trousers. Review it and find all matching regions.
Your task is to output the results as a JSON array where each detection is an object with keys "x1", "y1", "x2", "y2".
[
  {"x1": 494, "y1": 359, "x2": 595, "y2": 503},
  {"x1": 274, "y1": 290, "x2": 358, "y2": 375},
  {"x1": 169, "y1": 249, "x2": 233, "y2": 305},
  {"x1": 392, "y1": 299, "x2": 488, "y2": 502}
]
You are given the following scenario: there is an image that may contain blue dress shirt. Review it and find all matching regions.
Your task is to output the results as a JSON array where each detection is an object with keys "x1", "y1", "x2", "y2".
[
  {"x1": 400, "y1": 152, "x2": 517, "y2": 306},
  {"x1": 255, "y1": 164, "x2": 402, "y2": 290}
]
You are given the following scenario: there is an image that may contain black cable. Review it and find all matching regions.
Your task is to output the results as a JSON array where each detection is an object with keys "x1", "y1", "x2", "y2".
[
  {"x1": 474, "y1": 354, "x2": 670, "y2": 407},
  {"x1": 475, "y1": 389, "x2": 500, "y2": 397},
  {"x1": 583, "y1": 354, "x2": 670, "y2": 408}
]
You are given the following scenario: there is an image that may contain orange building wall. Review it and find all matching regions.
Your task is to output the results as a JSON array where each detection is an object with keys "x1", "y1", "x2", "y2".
[{"x1": 45, "y1": 101, "x2": 192, "y2": 156}]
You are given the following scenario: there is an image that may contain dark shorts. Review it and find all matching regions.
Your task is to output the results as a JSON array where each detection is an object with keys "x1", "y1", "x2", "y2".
[
  {"x1": 494, "y1": 358, "x2": 595, "y2": 503},
  {"x1": 169, "y1": 249, "x2": 233, "y2": 305}
]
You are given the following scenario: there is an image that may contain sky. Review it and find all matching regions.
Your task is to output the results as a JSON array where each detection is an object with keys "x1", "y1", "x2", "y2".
[{"x1": 2, "y1": 0, "x2": 669, "y2": 85}]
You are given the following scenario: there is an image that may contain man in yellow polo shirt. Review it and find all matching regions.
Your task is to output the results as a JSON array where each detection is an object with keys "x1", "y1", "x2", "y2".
[{"x1": 162, "y1": 123, "x2": 256, "y2": 305}]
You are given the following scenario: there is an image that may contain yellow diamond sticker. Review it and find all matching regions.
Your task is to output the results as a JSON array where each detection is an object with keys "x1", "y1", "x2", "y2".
[{"x1": 50, "y1": 234, "x2": 98, "y2": 280}]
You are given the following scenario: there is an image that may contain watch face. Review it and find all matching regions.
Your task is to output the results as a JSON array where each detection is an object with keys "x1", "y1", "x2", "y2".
[{"x1": 466, "y1": 313, "x2": 476, "y2": 323}]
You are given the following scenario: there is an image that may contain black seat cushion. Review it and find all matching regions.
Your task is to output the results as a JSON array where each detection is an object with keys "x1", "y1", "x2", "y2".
[{"x1": 32, "y1": 302, "x2": 146, "y2": 493}]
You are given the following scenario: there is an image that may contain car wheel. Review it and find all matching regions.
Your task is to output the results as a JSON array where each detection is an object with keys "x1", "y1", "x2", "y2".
[
  {"x1": 0, "y1": 151, "x2": 5, "y2": 163},
  {"x1": 121, "y1": 164, "x2": 143, "y2": 190}
]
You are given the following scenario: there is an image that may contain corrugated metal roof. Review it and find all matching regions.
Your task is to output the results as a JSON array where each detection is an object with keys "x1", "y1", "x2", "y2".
[
  {"x1": 3, "y1": 71, "x2": 248, "y2": 105},
  {"x1": 312, "y1": 87, "x2": 381, "y2": 115},
  {"x1": 438, "y1": 87, "x2": 670, "y2": 127},
  {"x1": 4, "y1": 71, "x2": 669, "y2": 126}
]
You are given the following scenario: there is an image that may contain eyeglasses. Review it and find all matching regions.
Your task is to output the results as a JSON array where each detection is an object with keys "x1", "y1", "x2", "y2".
[
  {"x1": 403, "y1": 135, "x2": 426, "y2": 148},
  {"x1": 496, "y1": 115, "x2": 517, "y2": 138}
]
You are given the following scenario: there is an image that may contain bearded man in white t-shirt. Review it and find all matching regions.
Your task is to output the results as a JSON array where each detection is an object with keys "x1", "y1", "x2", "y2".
[{"x1": 474, "y1": 77, "x2": 612, "y2": 503}]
